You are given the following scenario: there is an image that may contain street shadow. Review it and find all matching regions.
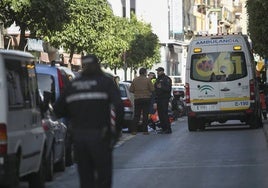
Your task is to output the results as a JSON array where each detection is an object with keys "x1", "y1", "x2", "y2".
[{"x1": 204, "y1": 121, "x2": 251, "y2": 131}]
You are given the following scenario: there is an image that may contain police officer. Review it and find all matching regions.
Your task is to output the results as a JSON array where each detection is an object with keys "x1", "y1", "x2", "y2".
[
  {"x1": 53, "y1": 54, "x2": 124, "y2": 188},
  {"x1": 154, "y1": 67, "x2": 172, "y2": 134}
]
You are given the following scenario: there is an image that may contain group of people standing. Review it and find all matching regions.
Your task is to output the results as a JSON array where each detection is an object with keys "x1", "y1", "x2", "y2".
[{"x1": 129, "y1": 66, "x2": 172, "y2": 135}]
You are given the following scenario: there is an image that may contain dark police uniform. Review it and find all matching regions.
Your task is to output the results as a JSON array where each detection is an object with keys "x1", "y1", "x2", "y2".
[
  {"x1": 154, "y1": 69, "x2": 172, "y2": 133},
  {"x1": 53, "y1": 55, "x2": 124, "y2": 188}
]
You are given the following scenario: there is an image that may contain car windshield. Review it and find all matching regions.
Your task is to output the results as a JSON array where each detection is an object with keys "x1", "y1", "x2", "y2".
[
  {"x1": 190, "y1": 51, "x2": 248, "y2": 82},
  {"x1": 119, "y1": 84, "x2": 127, "y2": 97}
]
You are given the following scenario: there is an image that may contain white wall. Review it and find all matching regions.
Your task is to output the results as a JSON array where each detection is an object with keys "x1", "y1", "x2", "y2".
[
  {"x1": 135, "y1": 0, "x2": 169, "y2": 43},
  {"x1": 108, "y1": 0, "x2": 123, "y2": 17}
]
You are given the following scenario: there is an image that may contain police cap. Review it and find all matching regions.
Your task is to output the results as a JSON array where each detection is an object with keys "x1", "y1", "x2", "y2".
[{"x1": 156, "y1": 67, "x2": 164, "y2": 72}]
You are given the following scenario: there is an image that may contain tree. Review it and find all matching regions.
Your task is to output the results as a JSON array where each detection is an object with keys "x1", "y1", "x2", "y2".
[
  {"x1": 46, "y1": 0, "x2": 118, "y2": 66},
  {"x1": 46, "y1": 0, "x2": 160, "y2": 73},
  {"x1": 247, "y1": 0, "x2": 268, "y2": 57},
  {"x1": 0, "y1": 0, "x2": 70, "y2": 50},
  {"x1": 99, "y1": 16, "x2": 130, "y2": 73},
  {"x1": 125, "y1": 14, "x2": 160, "y2": 71}
]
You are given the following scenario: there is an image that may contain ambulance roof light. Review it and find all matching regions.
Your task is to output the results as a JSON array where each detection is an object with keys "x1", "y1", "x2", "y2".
[{"x1": 193, "y1": 48, "x2": 202, "y2": 53}]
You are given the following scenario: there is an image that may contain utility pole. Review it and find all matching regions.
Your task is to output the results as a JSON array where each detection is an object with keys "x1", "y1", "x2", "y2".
[
  {"x1": 126, "y1": 0, "x2": 130, "y2": 18},
  {"x1": 0, "y1": 21, "x2": 4, "y2": 49}
]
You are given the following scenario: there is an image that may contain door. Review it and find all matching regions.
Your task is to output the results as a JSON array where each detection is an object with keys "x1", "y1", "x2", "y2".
[
  {"x1": 189, "y1": 52, "x2": 220, "y2": 112},
  {"x1": 6, "y1": 58, "x2": 44, "y2": 174},
  {"x1": 217, "y1": 51, "x2": 250, "y2": 111}
]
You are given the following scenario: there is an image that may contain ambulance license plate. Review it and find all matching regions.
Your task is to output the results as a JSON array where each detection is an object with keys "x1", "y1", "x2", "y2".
[{"x1": 195, "y1": 104, "x2": 217, "y2": 111}]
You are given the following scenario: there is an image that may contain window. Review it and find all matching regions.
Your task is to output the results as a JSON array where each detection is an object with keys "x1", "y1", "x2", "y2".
[
  {"x1": 37, "y1": 74, "x2": 56, "y2": 103},
  {"x1": 119, "y1": 84, "x2": 127, "y2": 97},
  {"x1": 5, "y1": 58, "x2": 38, "y2": 109},
  {"x1": 26, "y1": 63, "x2": 39, "y2": 108},
  {"x1": 190, "y1": 52, "x2": 247, "y2": 82},
  {"x1": 6, "y1": 59, "x2": 25, "y2": 107}
]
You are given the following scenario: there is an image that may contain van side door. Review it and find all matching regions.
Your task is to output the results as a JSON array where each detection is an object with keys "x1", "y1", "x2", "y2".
[{"x1": 6, "y1": 58, "x2": 44, "y2": 175}]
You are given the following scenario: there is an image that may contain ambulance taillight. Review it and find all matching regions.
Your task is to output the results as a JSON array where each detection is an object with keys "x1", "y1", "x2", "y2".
[
  {"x1": 249, "y1": 79, "x2": 255, "y2": 101},
  {"x1": 185, "y1": 83, "x2": 190, "y2": 104},
  {"x1": 0, "y1": 123, "x2": 7, "y2": 154}
]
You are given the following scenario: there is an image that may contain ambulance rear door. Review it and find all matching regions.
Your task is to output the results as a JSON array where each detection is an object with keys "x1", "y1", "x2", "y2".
[{"x1": 188, "y1": 39, "x2": 221, "y2": 113}]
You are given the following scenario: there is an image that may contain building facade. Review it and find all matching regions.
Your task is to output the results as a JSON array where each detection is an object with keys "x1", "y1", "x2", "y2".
[
  {"x1": 108, "y1": 0, "x2": 188, "y2": 84},
  {"x1": 1, "y1": 1, "x2": 246, "y2": 83},
  {"x1": 107, "y1": 0, "x2": 246, "y2": 83}
]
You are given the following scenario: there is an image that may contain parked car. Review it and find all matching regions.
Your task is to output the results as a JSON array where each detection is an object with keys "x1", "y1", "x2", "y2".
[
  {"x1": 0, "y1": 50, "x2": 47, "y2": 188},
  {"x1": 57, "y1": 66, "x2": 76, "y2": 80},
  {"x1": 36, "y1": 63, "x2": 74, "y2": 167},
  {"x1": 39, "y1": 84, "x2": 67, "y2": 181},
  {"x1": 119, "y1": 81, "x2": 134, "y2": 130}
]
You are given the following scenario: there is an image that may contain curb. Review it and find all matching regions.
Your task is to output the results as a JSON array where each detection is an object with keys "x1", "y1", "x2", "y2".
[{"x1": 114, "y1": 133, "x2": 135, "y2": 148}]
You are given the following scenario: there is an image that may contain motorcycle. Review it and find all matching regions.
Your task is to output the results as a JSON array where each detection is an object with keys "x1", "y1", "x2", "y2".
[{"x1": 171, "y1": 89, "x2": 186, "y2": 120}]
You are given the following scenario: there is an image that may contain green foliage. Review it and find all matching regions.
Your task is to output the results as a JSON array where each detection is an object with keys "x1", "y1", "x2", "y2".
[
  {"x1": 247, "y1": 0, "x2": 268, "y2": 57},
  {"x1": 46, "y1": 1, "x2": 160, "y2": 70},
  {"x1": 47, "y1": 0, "x2": 116, "y2": 62},
  {"x1": 123, "y1": 14, "x2": 160, "y2": 70},
  {"x1": 0, "y1": 0, "x2": 70, "y2": 49},
  {"x1": 0, "y1": 0, "x2": 160, "y2": 71}
]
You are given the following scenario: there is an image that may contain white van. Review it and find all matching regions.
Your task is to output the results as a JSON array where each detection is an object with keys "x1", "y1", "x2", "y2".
[
  {"x1": 0, "y1": 50, "x2": 46, "y2": 187},
  {"x1": 185, "y1": 34, "x2": 262, "y2": 131}
]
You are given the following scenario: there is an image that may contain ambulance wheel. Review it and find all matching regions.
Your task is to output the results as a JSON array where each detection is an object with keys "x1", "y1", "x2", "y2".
[
  {"x1": 198, "y1": 121, "x2": 206, "y2": 130},
  {"x1": 188, "y1": 117, "x2": 197, "y2": 131},
  {"x1": 249, "y1": 109, "x2": 262, "y2": 129}
]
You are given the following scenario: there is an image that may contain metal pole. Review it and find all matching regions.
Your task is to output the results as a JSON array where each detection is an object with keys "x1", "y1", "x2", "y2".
[
  {"x1": 0, "y1": 22, "x2": 4, "y2": 49},
  {"x1": 205, "y1": 0, "x2": 209, "y2": 33},
  {"x1": 126, "y1": 0, "x2": 130, "y2": 18}
]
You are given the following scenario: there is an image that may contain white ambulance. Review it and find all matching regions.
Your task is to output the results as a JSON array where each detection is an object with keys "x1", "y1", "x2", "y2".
[{"x1": 185, "y1": 34, "x2": 262, "y2": 131}]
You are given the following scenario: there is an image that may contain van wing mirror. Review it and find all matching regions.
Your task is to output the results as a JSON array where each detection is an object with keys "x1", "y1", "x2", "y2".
[
  {"x1": 40, "y1": 91, "x2": 52, "y2": 115},
  {"x1": 43, "y1": 91, "x2": 52, "y2": 103}
]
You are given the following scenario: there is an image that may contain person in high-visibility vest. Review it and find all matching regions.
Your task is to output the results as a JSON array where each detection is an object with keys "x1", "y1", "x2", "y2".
[
  {"x1": 256, "y1": 60, "x2": 266, "y2": 83},
  {"x1": 148, "y1": 72, "x2": 157, "y2": 115},
  {"x1": 259, "y1": 84, "x2": 267, "y2": 120}
]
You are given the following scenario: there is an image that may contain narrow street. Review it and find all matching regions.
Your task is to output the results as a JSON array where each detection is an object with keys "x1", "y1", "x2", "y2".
[{"x1": 19, "y1": 117, "x2": 268, "y2": 188}]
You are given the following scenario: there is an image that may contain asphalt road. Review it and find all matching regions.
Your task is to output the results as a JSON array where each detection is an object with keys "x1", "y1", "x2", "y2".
[{"x1": 20, "y1": 117, "x2": 268, "y2": 188}]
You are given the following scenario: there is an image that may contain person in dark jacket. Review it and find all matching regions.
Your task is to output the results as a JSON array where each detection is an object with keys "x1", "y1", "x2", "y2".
[
  {"x1": 154, "y1": 67, "x2": 172, "y2": 134},
  {"x1": 53, "y1": 54, "x2": 124, "y2": 188}
]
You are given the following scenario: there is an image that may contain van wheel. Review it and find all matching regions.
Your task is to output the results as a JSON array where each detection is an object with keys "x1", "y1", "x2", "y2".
[
  {"x1": 55, "y1": 144, "x2": 66, "y2": 172},
  {"x1": 65, "y1": 130, "x2": 74, "y2": 167},
  {"x1": 28, "y1": 154, "x2": 45, "y2": 188},
  {"x1": 45, "y1": 149, "x2": 54, "y2": 181},
  {"x1": 8, "y1": 155, "x2": 20, "y2": 188},
  {"x1": 188, "y1": 117, "x2": 197, "y2": 131},
  {"x1": 249, "y1": 109, "x2": 262, "y2": 129}
]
